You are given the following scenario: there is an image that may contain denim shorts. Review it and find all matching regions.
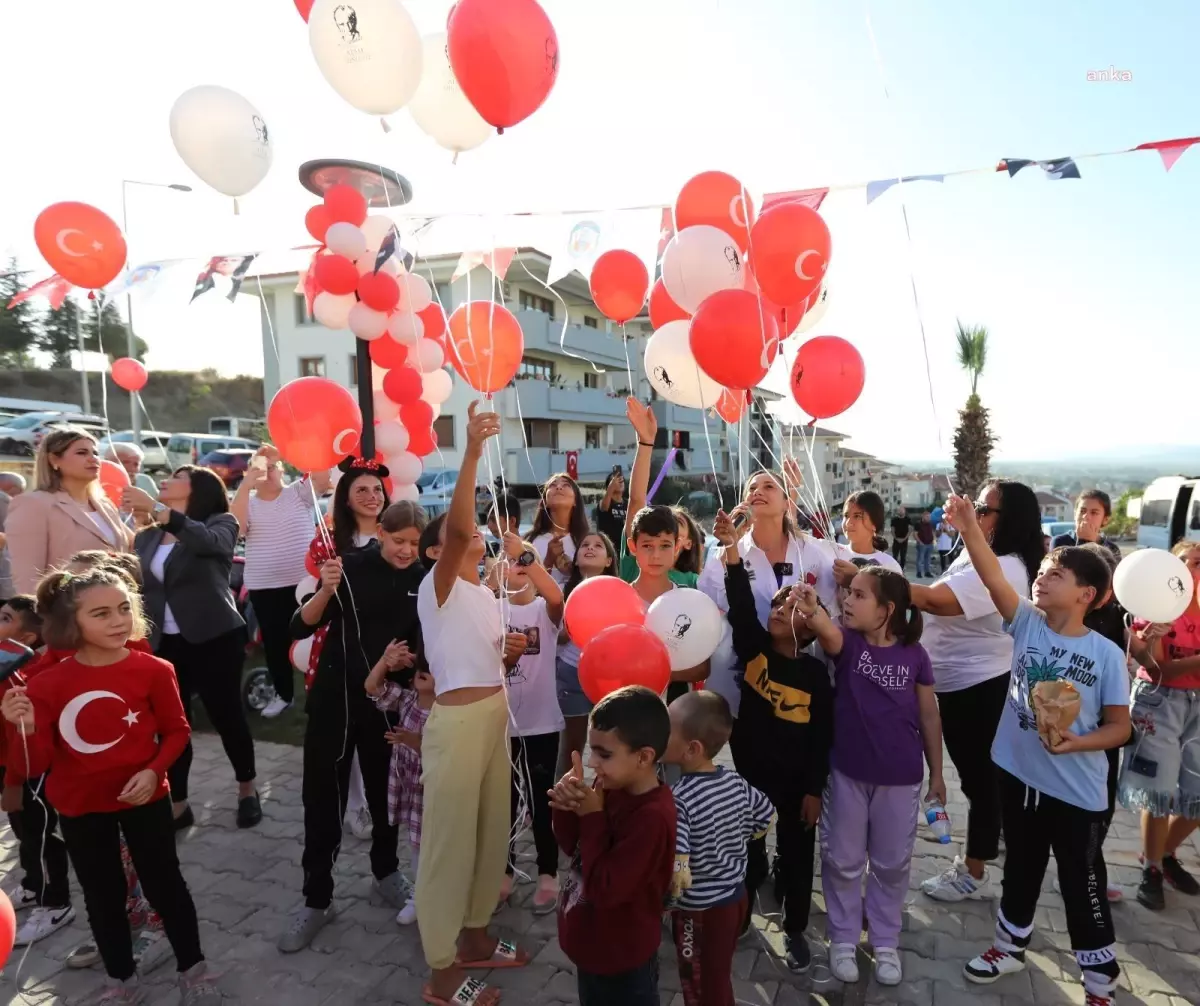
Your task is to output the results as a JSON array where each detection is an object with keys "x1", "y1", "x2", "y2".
[
  {"x1": 557, "y1": 656, "x2": 593, "y2": 718},
  {"x1": 1119, "y1": 679, "x2": 1200, "y2": 819}
]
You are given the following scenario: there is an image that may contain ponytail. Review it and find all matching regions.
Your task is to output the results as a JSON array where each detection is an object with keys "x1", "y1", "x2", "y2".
[
  {"x1": 901, "y1": 603, "x2": 924, "y2": 646},
  {"x1": 872, "y1": 534, "x2": 888, "y2": 553}
]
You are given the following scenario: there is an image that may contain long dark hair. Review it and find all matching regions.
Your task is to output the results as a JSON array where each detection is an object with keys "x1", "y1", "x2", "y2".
[
  {"x1": 173, "y1": 465, "x2": 229, "y2": 521},
  {"x1": 843, "y1": 490, "x2": 888, "y2": 552},
  {"x1": 562, "y1": 531, "x2": 618, "y2": 602},
  {"x1": 671, "y1": 507, "x2": 704, "y2": 574},
  {"x1": 857, "y1": 565, "x2": 922, "y2": 646},
  {"x1": 332, "y1": 468, "x2": 391, "y2": 555},
  {"x1": 525, "y1": 472, "x2": 589, "y2": 548},
  {"x1": 982, "y1": 479, "x2": 1046, "y2": 587}
]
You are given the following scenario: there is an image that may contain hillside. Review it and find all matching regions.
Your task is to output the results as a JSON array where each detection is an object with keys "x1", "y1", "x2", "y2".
[{"x1": 0, "y1": 369, "x2": 265, "y2": 433}]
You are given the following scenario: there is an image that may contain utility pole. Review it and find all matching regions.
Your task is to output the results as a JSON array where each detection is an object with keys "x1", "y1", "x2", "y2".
[{"x1": 76, "y1": 302, "x2": 91, "y2": 415}]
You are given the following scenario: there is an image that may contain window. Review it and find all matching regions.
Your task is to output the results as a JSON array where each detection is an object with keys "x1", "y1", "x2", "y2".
[
  {"x1": 348, "y1": 355, "x2": 358, "y2": 386},
  {"x1": 523, "y1": 419, "x2": 558, "y2": 448},
  {"x1": 583, "y1": 372, "x2": 599, "y2": 389},
  {"x1": 672, "y1": 430, "x2": 691, "y2": 450},
  {"x1": 585, "y1": 425, "x2": 602, "y2": 448},
  {"x1": 299, "y1": 357, "x2": 325, "y2": 377},
  {"x1": 1141, "y1": 499, "x2": 1171, "y2": 528},
  {"x1": 433, "y1": 415, "x2": 455, "y2": 448},
  {"x1": 518, "y1": 356, "x2": 554, "y2": 381},
  {"x1": 518, "y1": 290, "x2": 555, "y2": 318},
  {"x1": 294, "y1": 294, "x2": 311, "y2": 326},
  {"x1": 583, "y1": 316, "x2": 598, "y2": 329}
]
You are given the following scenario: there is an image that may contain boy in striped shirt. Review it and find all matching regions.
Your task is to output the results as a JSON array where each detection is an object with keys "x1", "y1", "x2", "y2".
[{"x1": 665, "y1": 691, "x2": 775, "y2": 1006}]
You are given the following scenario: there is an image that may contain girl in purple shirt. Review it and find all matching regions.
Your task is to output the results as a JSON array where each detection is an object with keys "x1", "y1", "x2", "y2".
[{"x1": 796, "y1": 567, "x2": 945, "y2": 989}]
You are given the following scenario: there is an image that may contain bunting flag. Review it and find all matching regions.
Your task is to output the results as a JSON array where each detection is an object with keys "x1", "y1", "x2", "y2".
[
  {"x1": 7, "y1": 273, "x2": 72, "y2": 310},
  {"x1": 373, "y1": 225, "x2": 415, "y2": 274},
  {"x1": 296, "y1": 250, "x2": 321, "y2": 316},
  {"x1": 106, "y1": 260, "x2": 182, "y2": 298},
  {"x1": 999, "y1": 157, "x2": 1081, "y2": 180},
  {"x1": 546, "y1": 214, "x2": 605, "y2": 284},
  {"x1": 864, "y1": 175, "x2": 945, "y2": 204},
  {"x1": 1135, "y1": 136, "x2": 1200, "y2": 172},
  {"x1": 452, "y1": 247, "x2": 517, "y2": 282},
  {"x1": 190, "y1": 254, "x2": 258, "y2": 303},
  {"x1": 656, "y1": 207, "x2": 674, "y2": 260},
  {"x1": 762, "y1": 188, "x2": 829, "y2": 211}
]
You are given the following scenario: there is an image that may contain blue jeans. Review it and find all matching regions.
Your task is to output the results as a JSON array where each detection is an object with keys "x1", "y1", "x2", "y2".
[
  {"x1": 577, "y1": 955, "x2": 659, "y2": 1006},
  {"x1": 915, "y1": 542, "x2": 934, "y2": 576}
]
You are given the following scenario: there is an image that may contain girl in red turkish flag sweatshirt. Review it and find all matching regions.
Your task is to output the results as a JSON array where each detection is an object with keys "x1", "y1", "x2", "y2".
[{"x1": 0, "y1": 567, "x2": 220, "y2": 1004}]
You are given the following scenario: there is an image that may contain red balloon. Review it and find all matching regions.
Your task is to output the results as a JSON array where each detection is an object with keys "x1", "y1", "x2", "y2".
[
  {"x1": 418, "y1": 301, "x2": 447, "y2": 346},
  {"x1": 267, "y1": 376, "x2": 363, "y2": 471},
  {"x1": 564, "y1": 575, "x2": 644, "y2": 648},
  {"x1": 715, "y1": 388, "x2": 746, "y2": 424},
  {"x1": 358, "y1": 271, "x2": 400, "y2": 312},
  {"x1": 675, "y1": 171, "x2": 754, "y2": 251},
  {"x1": 578, "y1": 625, "x2": 671, "y2": 704},
  {"x1": 324, "y1": 184, "x2": 368, "y2": 227},
  {"x1": 790, "y1": 336, "x2": 865, "y2": 419},
  {"x1": 400, "y1": 399, "x2": 434, "y2": 431},
  {"x1": 748, "y1": 202, "x2": 831, "y2": 306},
  {"x1": 369, "y1": 335, "x2": 409, "y2": 369},
  {"x1": 314, "y1": 254, "x2": 359, "y2": 296},
  {"x1": 648, "y1": 279, "x2": 690, "y2": 330},
  {"x1": 383, "y1": 367, "x2": 422, "y2": 405},
  {"x1": 589, "y1": 250, "x2": 648, "y2": 325},
  {"x1": 689, "y1": 289, "x2": 779, "y2": 391},
  {"x1": 110, "y1": 357, "x2": 148, "y2": 393},
  {"x1": 407, "y1": 425, "x2": 437, "y2": 458},
  {"x1": 305, "y1": 204, "x2": 334, "y2": 243},
  {"x1": 0, "y1": 889, "x2": 14, "y2": 970},
  {"x1": 447, "y1": 302, "x2": 525, "y2": 393},
  {"x1": 447, "y1": 0, "x2": 559, "y2": 131},
  {"x1": 98, "y1": 459, "x2": 130, "y2": 508},
  {"x1": 34, "y1": 202, "x2": 127, "y2": 289},
  {"x1": 294, "y1": 0, "x2": 314, "y2": 19}
]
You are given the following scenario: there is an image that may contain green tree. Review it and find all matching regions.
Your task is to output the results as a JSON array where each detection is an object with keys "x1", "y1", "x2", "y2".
[
  {"x1": 36, "y1": 295, "x2": 86, "y2": 369},
  {"x1": 951, "y1": 320, "x2": 997, "y2": 494},
  {"x1": 1106, "y1": 487, "x2": 1143, "y2": 538},
  {"x1": 0, "y1": 257, "x2": 41, "y2": 366},
  {"x1": 81, "y1": 298, "x2": 147, "y2": 361}
]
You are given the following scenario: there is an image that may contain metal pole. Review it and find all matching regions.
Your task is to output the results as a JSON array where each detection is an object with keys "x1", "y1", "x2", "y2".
[
  {"x1": 356, "y1": 338, "x2": 374, "y2": 458},
  {"x1": 76, "y1": 302, "x2": 91, "y2": 415}
]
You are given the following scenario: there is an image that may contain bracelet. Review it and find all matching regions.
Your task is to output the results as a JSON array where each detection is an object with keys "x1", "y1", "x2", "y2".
[{"x1": 638, "y1": 441, "x2": 654, "y2": 448}]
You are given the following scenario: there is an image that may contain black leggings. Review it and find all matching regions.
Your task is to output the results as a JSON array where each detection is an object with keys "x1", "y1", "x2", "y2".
[
  {"x1": 60, "y1": 797, "x2": 202, "y2": 981},
  {"x1": 936, "y1": 672, "x2": 1009, "y2": 862},
  {"x1": 509, "y1": 732, "x2": 559, "y2": 878},
  {"x1": 158, "y1": 629, "x2": 256, "y2": 801},
  {"x1": 746, "y1": 796, "x2": 816, "y2": 937},
  {"x1": 3, "y1": 770, "x2": 70, "y2": 907},
  {"x1": 249, "y1": 585, "x2": 300, "y2": 703}
]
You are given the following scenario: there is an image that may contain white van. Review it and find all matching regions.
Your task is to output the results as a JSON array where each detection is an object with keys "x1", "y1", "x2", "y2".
[{"x1": 1135, "y1": 476, "x2": 1200, "y2": 551}]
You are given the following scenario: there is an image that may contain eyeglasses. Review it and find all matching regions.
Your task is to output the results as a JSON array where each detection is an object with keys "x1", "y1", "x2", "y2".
[{"x1": 974, "y1": 503, "x2": 1001, "y2": 517}]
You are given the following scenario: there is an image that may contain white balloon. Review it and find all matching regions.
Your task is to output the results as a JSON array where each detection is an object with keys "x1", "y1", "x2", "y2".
[
  {"x1": 361, "y1": 214, "x2": 396, "y2": 253},
  {"x1": 376, "y1": 419, "x2": 410, "y2": 456},
  {"x1": 646, "y1": 588, "x2": 724, "y2": 671},
  {"x1": 388, "y1": 310, "x2": 424, "y2": 345},
  {"x1": 420, "y1": 368, "x2": 453, "y2": 405},
  {"x1": 795, "y1": 283, "x2": 830, "y2": 335},
  {"x1": 356, "y1": 253, "x2": 401, "y2": 277},
  {"x1": 1113, "y1": 549, "x2": 1194, "y2": 623},
  {"x1": 429, "y1": 403, "x2": 442, "y2": 420},
  {"x1": 644, "y1": 320, "x2": 722, "y2": 408},
  {"x1": 660, "y1": 225, "x2": 745, "y2": 313},
  {"x1": 291, "y1": 636, "x2": 314, "y2": 673},
  {"x1": 325, "y1": 222, "x2": 367, "y2": 261},
  {"x1": 409, "y1": 32, "x2": 491, "y2": 155},
  {"x1": 349, "y1": 302, "x2": 389, "y2": 341},
  {"x1": 412, "y1": 338, "x2": 445, "y2": 372},
  {"x1": 295, "y1": 576, "x2": 319, "y2": 604},
  {"x1": 374, "y1": 389, "x2": 400, "y2": 421},
  {"x1": 403, "y1": 273, "x2": 432, "y2": 312},
  {"x1": 392, "y1": 482, "x2": 420, "y2": 503},
  {"x1": 168, "y1": 85, "x2": 272, "y2": 198},
  {"x1": 308, "y1": 0, "x2": 423, "y2": 116},
  {"x1": 313, "y1": 291, "x2": 356, "y2": 329},
  {"x1": 385, "y1": 451, "x2": 422, "y2": 484},
  {"x1": 371, "y1": 363, "x2": 388, "y2": 390}
]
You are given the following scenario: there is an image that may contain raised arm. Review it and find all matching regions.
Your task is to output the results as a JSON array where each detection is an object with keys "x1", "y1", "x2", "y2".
[
  {"x1": 796, "y1": 583, "x2": 844, "y2": 657},
  {"x1": 504, "y1": 533, "x2": 565, "y2": 624},
  {"x1": 909, "y1": 582, "x2": 965, "y2": 617},
  {"x1": 229, "y1": 446, "x2": 270, "y2": 532},
  {"x1": 943, "y1": 494, "x2": 1019, "y2": 623},
  {"x1": 160, "y1": 511, "x2": 239, "y2": 558},
  {"x1": 434, "y1": 401, "x2": 498, "y2": 606},
  {"x1": 623, "y1": 398, "x2": 658, "y2": 546}
]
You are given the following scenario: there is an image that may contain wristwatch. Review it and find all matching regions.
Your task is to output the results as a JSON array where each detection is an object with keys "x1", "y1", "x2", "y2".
[
  {"x1": 516, "y1": 550, "x2": 536, "y2": 568},
  {"x1": 153, "y1": 503, "x2": 169, "y2": 522}
]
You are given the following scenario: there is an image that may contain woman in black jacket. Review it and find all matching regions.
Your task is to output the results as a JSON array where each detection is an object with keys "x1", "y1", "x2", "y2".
[{"x1": 126, "y1": 465, "x2": 259, "y2": 830}]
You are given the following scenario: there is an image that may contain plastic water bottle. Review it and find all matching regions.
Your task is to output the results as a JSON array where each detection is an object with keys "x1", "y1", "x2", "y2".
[{"x1": 925, "y1": 802, "x2": 952, "y2": 844}]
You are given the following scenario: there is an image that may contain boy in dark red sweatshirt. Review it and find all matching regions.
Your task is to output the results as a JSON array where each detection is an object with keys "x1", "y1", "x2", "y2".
[{"x1": 551, "y1": 684, "x2": 676, "y2": 1006}]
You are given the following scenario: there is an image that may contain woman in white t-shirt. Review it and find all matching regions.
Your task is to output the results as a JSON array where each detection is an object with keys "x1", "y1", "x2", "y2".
[
  {"x1": 936, "y1": 519, "x2": 955, "y2": 573},
  {"x1": 832, "y1": 490, "x2": 902, "y2": 587},
  {"x1": 524, "y1": 472, "x2": 590, "y2": 585},
  {"x1": 910, "y1": 479, "x2": 1044, "y2": 903},
  {"x1": 490, "y1": 536, "x2": 566, "y2": 913}
]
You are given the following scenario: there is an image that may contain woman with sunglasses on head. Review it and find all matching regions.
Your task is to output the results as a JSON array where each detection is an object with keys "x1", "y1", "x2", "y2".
[
  {"x1": 910, "y1": 480, "x2": 1044, "y2": 904},
  {"x1": 525, "y1": 473, "x2": 590, "y2": 586}
]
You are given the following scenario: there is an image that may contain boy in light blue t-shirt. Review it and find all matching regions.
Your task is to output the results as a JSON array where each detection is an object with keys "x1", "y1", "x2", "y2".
[{"x1": 940, "y1": 495, "x2": 1131, "y2": 1006}]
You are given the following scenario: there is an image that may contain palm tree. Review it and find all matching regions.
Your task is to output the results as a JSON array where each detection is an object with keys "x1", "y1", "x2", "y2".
[{"x1": 952, "y1": 320, "x2": 996, "y2": 494}]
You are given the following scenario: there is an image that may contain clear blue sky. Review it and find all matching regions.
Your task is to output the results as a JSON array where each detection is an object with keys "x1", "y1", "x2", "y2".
[{"x1": 0, "y1": 0, "x2": 1196, "y2": 461}]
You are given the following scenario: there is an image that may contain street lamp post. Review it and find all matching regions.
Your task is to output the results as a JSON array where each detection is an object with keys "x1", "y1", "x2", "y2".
[{"x1": 120, "y1": 180, "x2": 191, "y2": 438}]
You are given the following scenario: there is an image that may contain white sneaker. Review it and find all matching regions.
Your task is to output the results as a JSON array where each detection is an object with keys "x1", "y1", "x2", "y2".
[
  {"x1": 133, "y1": 929, "x2": 172, "y2": 975},
  {"x1": 964, "y1": 945, "x2": 1026, "y2": 984},
  {"x1": 345, "y1": 805, "x2": 372, "y2": 840},
  {"x1": 261, "y1": 696, "x2": 292, "y2": 719},
  {"x1": 3, "y1": 884, "x2": 39, "y2": 912},
  {"x1": 921, "y1": 857, "x2": 993, "y2": 902},
  {"x1": 14, "y1": 904, "x2": 76, "y2": 946},
  {"x1": 396, "y1": 898, "x2": 417, "y2": 926},
  {"x1": 874, "y1": 947, "x2": 902, "y2": 986},
  {"x1": 830, "y1": 942, "x2": 860, "y2": 983}
]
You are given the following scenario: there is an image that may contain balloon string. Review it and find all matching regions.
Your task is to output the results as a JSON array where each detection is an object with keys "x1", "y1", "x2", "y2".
[
  {"x1": 516, "y1": 259, "x2": 605, "y2": 375},
  {"x1": 620, "y1": 321, "x2": 633, "y2": 397}
]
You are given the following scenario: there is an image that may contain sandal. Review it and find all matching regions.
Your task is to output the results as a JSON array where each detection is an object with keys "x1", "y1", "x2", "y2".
[
  {"x1": 421, "y1": 977, "x2": 500, "y2": 1005},
  {"x1": 455, "y1": 939, "x2": 528, "y2": 969}
]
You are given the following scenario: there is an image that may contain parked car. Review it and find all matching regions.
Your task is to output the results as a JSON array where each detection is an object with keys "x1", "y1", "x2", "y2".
[
  {"x1": 98, "y1": 430, "x2": 173, "y2": 472},
  {"x1": 417, "y1": 468, "x2": 460, "y2": 509},
  {"x1": 199, "y1": 448, "x2": 256, "y2": 488},
  {"x1": 167, "y1": 433, "x2": 258, "y2": 470},
  {"x1": 1134, "y1": 476, "x2": 1200, "y2": 552},
  {"x1": 1041, "y1": 520, "x2": 1076, "y2": 542},
  {"x1": 0, "y1": 412, "x2": 108, "y2": 456}
]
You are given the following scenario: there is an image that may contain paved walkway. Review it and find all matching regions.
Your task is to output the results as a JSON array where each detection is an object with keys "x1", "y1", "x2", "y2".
[{"x1": 3, "y1": 734, "x2": 1200, "y2": 1005}]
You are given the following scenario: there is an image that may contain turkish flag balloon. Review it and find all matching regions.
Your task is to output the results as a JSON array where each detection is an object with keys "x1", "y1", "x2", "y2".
[
  {"x1": 675, "y1": 171, "x2": 754, "y2": 251},
  {"x1": 690, "y1": 289, "x2": 779, "y2": 391},
  {"x1": 578, "y1": 625, "x2": 671, "y2": 704},
  {"x1": 110, "y1": 357, "x2": 148, "y2": 393},
  {"x1": 565, "y1": 575, "x2": 645, "y2": 648},
  {"x1": 447, "y1": 0, "x2": 559, "y2": 131},
  {"x1": 369, "y1": 335, "x2": 409, "y2": 369},
  {"x1": 589, "y1": 250, "x2": 648, "y2": 324},
  {"x1": 295, "y1": 0, "x2": 314, "y2": 19},
  {"x1": 382, "y1": 366, "x2": 422, "y2": 405},
  {"x1": 648, "y1": 278, "x2": 689, "y2": 330},
  {"x1": 447, "y1": 301, "x2": 524, "y2": 393},
  {"x1": 715, "y1": 388, "x2": 746, "y2": 424},
  {"x1": 305, "y1": 204, "x2": 334, "y2": 243},
  {"x1": 748, "y1": 202, "x2": 831, "y2": 307},
  {"x1": 267, "y1": 376, "x2": 363, "y2": 471},
  {"x1": 791, "y1": 336, "x2": 865, "y2": 419},
  {"x1": 34, "y1": 202, "x2": 127, "y2": 290},
  {"x1": 98, "y1": 459, "x2": 131, "y2": 508}
]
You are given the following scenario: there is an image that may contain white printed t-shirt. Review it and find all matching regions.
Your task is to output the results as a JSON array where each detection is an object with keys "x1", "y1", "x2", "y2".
[{"x1": 503, "y1": 595, "x2": 566, "y2": 737}]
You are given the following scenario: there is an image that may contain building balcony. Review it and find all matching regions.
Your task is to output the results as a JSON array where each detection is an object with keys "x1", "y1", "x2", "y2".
[
  {"x1": 504, "y1": 446, "x2": 637, "y2": 484},
  {"x1": 650, "y1": 399, "x2": 730, "y2": 437},
  {"x1": 503, "y1": 379, "x2": 629, "y2": 423},
  {"x1": 515, "y1": 309, "x2": 632, "y2": 371}
]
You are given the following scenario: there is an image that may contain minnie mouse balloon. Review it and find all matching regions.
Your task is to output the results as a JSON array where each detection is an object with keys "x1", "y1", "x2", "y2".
[
  {"x1": 169, "y1": 86, "x2": 272, "y2": 198},
  {"x1": 643, "y1": 320, "x2": 721, "y2": 409},
  {"x1": 409, "y1": 32, "x2": 491, "y2": 155},
  {"x1": 309, "y1": 0, "x2": 423, "y2": 116},
  {"x1": 660, "y1": 225, "x2": 744, "y2": 314}
]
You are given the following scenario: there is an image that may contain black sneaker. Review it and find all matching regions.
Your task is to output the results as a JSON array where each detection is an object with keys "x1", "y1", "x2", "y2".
[
  {"x1": 1162, "y1": 855, "x2": 1200, "y2": 896},
  {"x1": 1137, "y1": 865, "x2": 1166, "y2": 911},
  {"x1": 173, "y1": 805, "x2": 195, "y2": 833},
  {"x1": 784, "y1": 933, "x2": 811, "y2": 974},
  {"x1": 237, "y1": 792, "x2": 263, "y2": 829}
]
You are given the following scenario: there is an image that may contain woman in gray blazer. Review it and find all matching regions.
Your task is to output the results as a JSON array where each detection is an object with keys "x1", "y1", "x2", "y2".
[{"x1": 127, "y1": 466, "x2": 260, "y2": 830}]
